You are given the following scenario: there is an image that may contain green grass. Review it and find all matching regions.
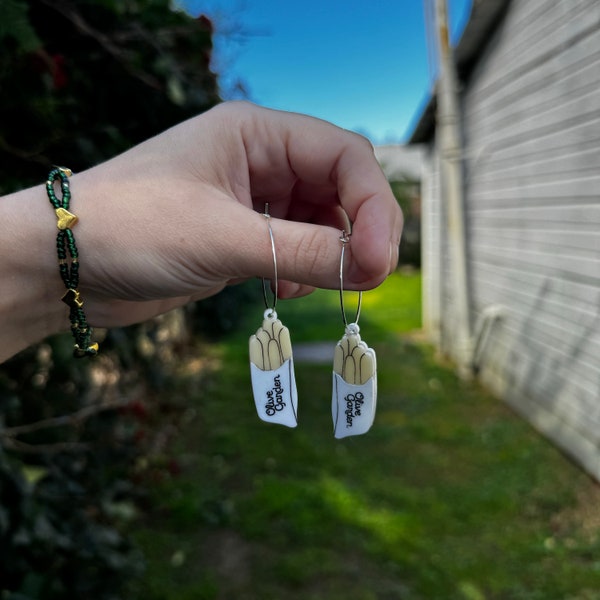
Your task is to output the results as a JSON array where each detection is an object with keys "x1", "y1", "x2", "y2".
[{"x1": 128, "y1": 271, "x2": 600, "y2": 599}]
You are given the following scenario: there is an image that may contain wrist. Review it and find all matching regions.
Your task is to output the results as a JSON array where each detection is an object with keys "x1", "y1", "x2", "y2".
[{"x1": 0, "y1": 184, "x2": 69, "y2": 362}]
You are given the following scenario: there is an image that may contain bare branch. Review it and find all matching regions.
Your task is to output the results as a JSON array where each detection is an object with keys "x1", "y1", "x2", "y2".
[
  {"x1": 1, "y1": 398, "x2": 131, "y2": 439},
  {"x1": 2, "y1": 437, "x2": 89, "y2": 455},
  {"x1": 39, "y1": 0, "x2": 163, "y2": 91}
]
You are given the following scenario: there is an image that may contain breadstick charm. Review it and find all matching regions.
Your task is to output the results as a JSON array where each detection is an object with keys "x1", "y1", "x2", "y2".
[
  {"x1": 248, "y1": 206, "x2": 298, "y2": 428},
  {"x1": 332, "y1": 231, "x2": 377, "y2": 438}
]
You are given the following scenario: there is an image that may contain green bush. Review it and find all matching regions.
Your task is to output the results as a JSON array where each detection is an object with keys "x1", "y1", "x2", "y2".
[{"x1": 0, "y1": 1, "x2": 226, "y2": 597}]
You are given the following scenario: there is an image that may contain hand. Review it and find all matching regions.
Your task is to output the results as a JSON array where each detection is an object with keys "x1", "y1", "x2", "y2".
[
  {"x1": 72, "y1": 102, "x2": 403, "y2": 327},
  {"x1": 1, "y1": 102, "x2": 403, "y2": 359}
]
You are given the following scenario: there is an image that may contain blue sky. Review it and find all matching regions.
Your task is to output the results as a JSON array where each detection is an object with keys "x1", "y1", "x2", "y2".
[{"x1": 181, "y1": 1, "x2": 472, "y2": 143}]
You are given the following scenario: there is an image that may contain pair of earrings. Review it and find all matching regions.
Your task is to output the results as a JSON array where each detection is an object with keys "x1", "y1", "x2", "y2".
[{"x1": 248, "y1": 207, "x2": 377, "y2": 439}]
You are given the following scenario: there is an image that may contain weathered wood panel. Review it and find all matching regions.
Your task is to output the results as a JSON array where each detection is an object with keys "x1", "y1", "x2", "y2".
[
  {"x1": 420, "y1": 0, "x2": 600, "y2": 477},
  {"x1": 466, "y1": 0, "x2": 600, "y2": 476}
]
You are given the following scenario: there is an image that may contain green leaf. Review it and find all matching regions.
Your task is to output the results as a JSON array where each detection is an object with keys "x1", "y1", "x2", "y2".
[
  {"x1": 0, "y1": 0, "x2": 42, "y2": 53},
  {"x1": 21, "y1": 466, "x2": 47, "y2": 486}
]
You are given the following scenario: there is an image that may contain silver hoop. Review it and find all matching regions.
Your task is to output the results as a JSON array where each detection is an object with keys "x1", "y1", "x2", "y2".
[
  {"x1": 339, "y1": 229, "x2": 362, "y2": 330},
  {"x1": 262, "y1": 203, "x2": 278, "y2": 315}
]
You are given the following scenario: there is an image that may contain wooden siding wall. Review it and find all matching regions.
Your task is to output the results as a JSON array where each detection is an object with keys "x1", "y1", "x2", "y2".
[{"x1": 426, "y1": 0, "x2": 600, "y2": 477}]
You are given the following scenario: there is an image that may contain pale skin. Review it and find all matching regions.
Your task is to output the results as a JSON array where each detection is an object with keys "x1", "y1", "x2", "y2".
[{"x1": 0, "y1": 102, "x2": 403, "y2": 363}]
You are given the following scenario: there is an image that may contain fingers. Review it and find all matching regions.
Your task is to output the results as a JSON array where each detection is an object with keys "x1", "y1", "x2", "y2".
[
  {"x1": 315, "y1": 136, "x2": 403, "y2": 282},
  {"x1": 277, "y1": 281, "x2": 316, "y2": 299},
  {"x1": 236, "y1": 103, "x2": 403, "y2": 286}
]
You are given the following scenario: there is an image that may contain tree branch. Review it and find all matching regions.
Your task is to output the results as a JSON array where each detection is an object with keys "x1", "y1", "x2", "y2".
[
  {"x1": 1, "y1": 397, "x2": 131, "y2": 441},
  {"x1": 39, "y1": 0, "x2": 163, "y2": 91},
  {"x1": 2, "y1": 436, "x2": 89, "y2": 455}
]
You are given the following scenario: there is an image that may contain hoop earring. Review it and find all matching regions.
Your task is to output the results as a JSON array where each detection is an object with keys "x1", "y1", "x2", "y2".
[
  {"x1": 332, "y1": 230, "x2": 377, "y2": 438},
  {"x1": 248, "y1": 205, "x2": 298, "y2": 428}
]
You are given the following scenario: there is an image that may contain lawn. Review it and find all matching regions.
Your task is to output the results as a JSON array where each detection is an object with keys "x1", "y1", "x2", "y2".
[{"x1": 128, "y1": 271, "x2": 600, "y2": 600}]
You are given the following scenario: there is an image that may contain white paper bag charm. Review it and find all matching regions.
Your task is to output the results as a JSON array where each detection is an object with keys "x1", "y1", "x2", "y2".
[
  {"x1": 332, "y1": 323, "x2": 377, "y2": 439},
  {"x1": 332, "y1": 229, "x2": 377, "y2": 439},
  {"x1": 249, "y1": 205, "x2": 298, "y2": 428},
  {"x1": 249, "y1": 309, "x2": 298, "y2": 428}
]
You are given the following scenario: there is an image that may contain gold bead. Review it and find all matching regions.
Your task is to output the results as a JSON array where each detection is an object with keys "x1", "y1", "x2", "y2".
[
  {"x1": 73, "y1": 342, "x2": 99, "y2": 358},
  {"x1": 61, "y1": 288, "x2": 84, "y2": 308},
  {"x1": 55, "y1": 207, "x2": 78, "y2": 230}
]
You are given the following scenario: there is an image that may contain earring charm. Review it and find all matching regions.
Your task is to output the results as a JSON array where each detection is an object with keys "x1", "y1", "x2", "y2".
[
  {"x1": 248, "y1": 205, "x2": 298, "y2": 428},
  {"x1": 332, "y1": 230, "x2": 377, "y2": 438}
]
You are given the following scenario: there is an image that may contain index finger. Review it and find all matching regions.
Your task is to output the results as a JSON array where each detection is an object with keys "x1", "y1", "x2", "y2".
[
  {"x1": 281, "y1": 112, "x2": 404, "y2": 284},
  {"x1": 233, "y1": 103, "x2": 403, "y2": 288}
]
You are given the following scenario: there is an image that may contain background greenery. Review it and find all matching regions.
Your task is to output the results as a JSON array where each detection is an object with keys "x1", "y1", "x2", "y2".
[
  {"x1": 1, "y1": 1, "x2": 222, "y2": 597},
  {"x1": 0, "y1": 0, "x2": 219, "y2": 192},
  {"x1": 128, "y1": 272, "x2": 600, "y2": 599}
]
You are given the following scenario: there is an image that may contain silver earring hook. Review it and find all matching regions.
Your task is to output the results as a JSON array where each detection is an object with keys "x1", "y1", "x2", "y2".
[
  {"x1": 262, "y1": 203, "x2": 278, "y2": 316},
  {"x1": 339, "y1": 229, "x2": 362, "y2": 331}
]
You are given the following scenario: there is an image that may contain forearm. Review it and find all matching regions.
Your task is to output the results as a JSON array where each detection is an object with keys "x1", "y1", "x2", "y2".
[{"x1": 1, "y1": 185, "x2": 68, "y2": 362}]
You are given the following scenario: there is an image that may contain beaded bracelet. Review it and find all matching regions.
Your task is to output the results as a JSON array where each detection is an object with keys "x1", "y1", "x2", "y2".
[{"x1": 46, "y1": 167, "x2": 98, "y2": 358}]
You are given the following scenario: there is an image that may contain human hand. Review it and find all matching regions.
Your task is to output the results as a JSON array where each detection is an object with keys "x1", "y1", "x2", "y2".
[{"x1": 6, "y1": 102, "x2": 403, "y2": 347}]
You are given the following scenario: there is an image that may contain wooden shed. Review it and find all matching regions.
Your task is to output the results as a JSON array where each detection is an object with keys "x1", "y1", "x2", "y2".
[{"x1": 409, "y1": 0, "x2": 600, "y2": 478}]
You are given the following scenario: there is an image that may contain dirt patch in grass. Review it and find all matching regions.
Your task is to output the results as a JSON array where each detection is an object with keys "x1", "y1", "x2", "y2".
[
  {"x1": 551, "y1": 481, "x2": 600, "y2": 542},
  {"x1": 200, "y1": 529, "x2": 252, "y2": 587}
]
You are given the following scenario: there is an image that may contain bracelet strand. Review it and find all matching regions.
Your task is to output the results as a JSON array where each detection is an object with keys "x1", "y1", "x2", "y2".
[{"x1": 46, "y1": 167, "x2": 98, "y2": 358}]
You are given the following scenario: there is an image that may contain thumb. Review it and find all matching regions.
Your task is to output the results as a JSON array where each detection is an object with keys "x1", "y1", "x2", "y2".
[{"x1": 237, "y1": 214, "x2": 391, "y2": 292}]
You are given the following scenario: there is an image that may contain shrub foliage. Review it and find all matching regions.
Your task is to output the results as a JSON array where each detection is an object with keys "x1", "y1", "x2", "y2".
[{"x1": 0, "y1": 1, "x2": 224, "y2": 598}]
